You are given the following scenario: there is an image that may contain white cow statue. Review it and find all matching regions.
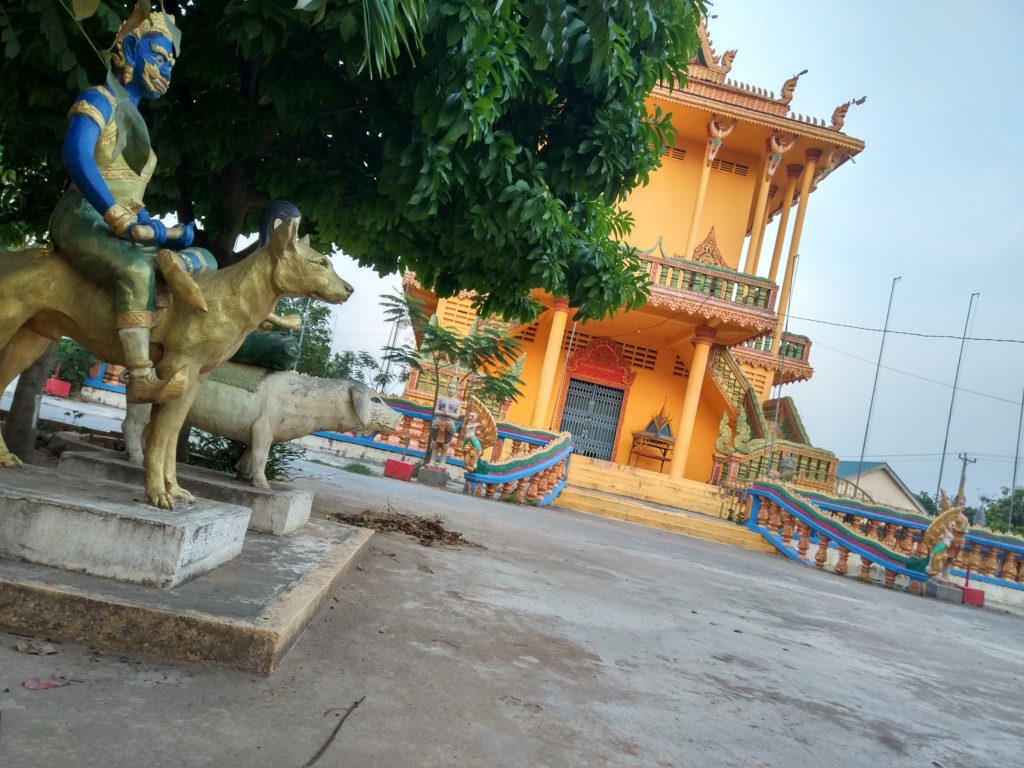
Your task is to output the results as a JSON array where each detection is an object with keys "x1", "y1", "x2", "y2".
[{"x1": 123, "y1": 362, "x2": 401, "y2": 489}]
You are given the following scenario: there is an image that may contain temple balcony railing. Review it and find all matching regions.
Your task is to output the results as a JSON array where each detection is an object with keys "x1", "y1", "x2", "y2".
[
  {"x1": 638, "y1": 254, "x2": 779, "y2": 338},
  {"x1": 731, "y1": 332, "x2": 814, "y2": 384}
]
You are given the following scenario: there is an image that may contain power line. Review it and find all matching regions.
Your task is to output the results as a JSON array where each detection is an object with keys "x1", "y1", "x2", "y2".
[
  {"x1": 788, "y1": 314, "x2": 1024, "y2": 344},
  {"x1": 814, "y1": 341, "x2": 1019, "y2": 406}
]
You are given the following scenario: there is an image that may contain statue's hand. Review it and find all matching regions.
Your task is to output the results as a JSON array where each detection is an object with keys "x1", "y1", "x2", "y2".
[
  {"x1": 165, "y1": 221, "x2": 196, "y2": 250},
  {"x1": 129, "y1": 209, "x2": 168, "y2": 246}
]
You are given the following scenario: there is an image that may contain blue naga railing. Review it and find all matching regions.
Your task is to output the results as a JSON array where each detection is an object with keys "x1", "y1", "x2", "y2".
[
  {"x1": 746, "y1": 483, "x2": 931, "y2": 592},
  {"x1": 317, "y1": 396, "x2": 573, "y2": 506},
  {"x1": 800, "y1": 491, "x2": 1024, "y2": 592},
  {"x1": 463, "y1": 433, "x2": 574, "y2": 505},
  {"x1": 314, "y1": 397, "x2": 552, "y2": 470}
]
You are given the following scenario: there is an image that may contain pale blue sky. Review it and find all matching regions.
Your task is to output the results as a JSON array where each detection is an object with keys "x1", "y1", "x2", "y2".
[
  {"x1": 714, "y1": 0, "x2": 1024, "y2": 504},
  {"x1": 331, "y1": 1, "x2": 1024, "y2": 505}
]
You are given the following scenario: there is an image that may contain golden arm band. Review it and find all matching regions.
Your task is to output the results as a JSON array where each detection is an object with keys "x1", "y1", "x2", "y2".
[
  {"x1": 103, "y1": 203, "x2": 136, "y2": 237},
  {"x1": 67, "y1": 100, "x2": 108, "y2": 130}
]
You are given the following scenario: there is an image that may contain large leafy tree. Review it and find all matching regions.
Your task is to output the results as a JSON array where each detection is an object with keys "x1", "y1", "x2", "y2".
[{"x1": 1, "y1": 0, "x2": 702, "y2": 320}]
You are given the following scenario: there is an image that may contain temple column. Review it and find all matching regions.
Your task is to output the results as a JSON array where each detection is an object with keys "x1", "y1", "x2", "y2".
[
  {"x1": 684, "y1": 116, "x2": 735, "y2": 258},
  {"x1": 669, "y1": 326, "x2": 717, "y2": 478},
  {"x1": 530, "y1": 297, "x2": 569, "y2": 427},
  {"x1": 767, "y1": 165, "x2": 801, "y2": 283},
  {"x1": 741, "y1": 158, "x2": 771, "y2": 275},
  {"x1": 747, "y1": 132, "x2": 796, "y2": 276},
  {"x1": 771, "y1": 150, "x2": 821, "y2": 354}
]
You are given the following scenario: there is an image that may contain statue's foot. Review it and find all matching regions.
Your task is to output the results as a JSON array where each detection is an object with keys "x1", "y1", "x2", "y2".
[
  {"x1": 126, "y1": 366, "x2": 187, "y2": 404},
  {"x1": 0, "y1": 450, "x2": 23, "y2": 468},
  {"x1": 147, "y1": 487, "x2": 176, "y2": 509},
  {"x1": 252, "y1": 476, "x2": 271, "y2": 490},
  {"x1": 157, "y1": 249, "x2": 208, "y2": 313},
  {"x1": 169, "y1": 485, "x2": 196, "y2": 505}
]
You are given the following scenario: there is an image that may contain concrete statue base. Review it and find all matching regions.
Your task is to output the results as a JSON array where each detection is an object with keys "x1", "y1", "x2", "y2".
[
  {"x1": 0, "y1": 513, "x2": 372, "y2": 674},
  {"x1": 58, "y1": 451, "x2": 312, "y2": 535},
  {"x1": 0, "y1": 465, "x2": 249, "y2": 588},
  {"x1": 925, "y1": 580, "x2": 964, "y2": 604},
  {"x1": 418, "y1": 465, "x2": 450, "y2": 488}
]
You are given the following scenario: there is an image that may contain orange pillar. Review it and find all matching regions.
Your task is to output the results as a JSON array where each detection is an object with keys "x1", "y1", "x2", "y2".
[
  {"x1": 669, "y1": 326, "x2": 716, "y2": 478},
  {"x1": 767, "y1": 166, "x2": 801, "y2": 283},
  {"x1": 772, "y1": 150, "x2": 821, "y2": 354},
  {"x1": 683, "y1": 143, "x2": 714, "y2": 259},
  {"x1": 530, "y1": 298, "x2": 569, "y2": 427},
  {"x1": 741, "y1": 155, "x2": 771, "y2": 275}
]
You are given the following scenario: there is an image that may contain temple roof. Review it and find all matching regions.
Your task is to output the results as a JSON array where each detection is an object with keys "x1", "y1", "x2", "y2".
[{"x1": 662, "y1": 19, "x2": 866, "y2": 152}]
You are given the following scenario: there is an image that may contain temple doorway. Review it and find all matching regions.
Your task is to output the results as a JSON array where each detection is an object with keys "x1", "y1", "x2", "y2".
[{"x1": 559, "y1": 378, "x2": 624, "y2": 460}]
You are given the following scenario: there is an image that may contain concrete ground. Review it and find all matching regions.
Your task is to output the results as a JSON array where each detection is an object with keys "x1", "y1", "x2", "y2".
[
  {"x1": 1, "y1": 454, "x2": 1022, "y2": 768},
  {"x1": 0, "y1": 397, "x2": 1022, "y2": 766}
]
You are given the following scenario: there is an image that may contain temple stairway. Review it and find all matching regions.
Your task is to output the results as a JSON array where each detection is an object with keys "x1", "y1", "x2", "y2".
[{"x1": 555, "y1": 456, "x2": 774, "y2": 554}]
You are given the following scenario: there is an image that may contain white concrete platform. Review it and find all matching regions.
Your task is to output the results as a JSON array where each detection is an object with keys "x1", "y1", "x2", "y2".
[
  {"x1": 0, "y1": 465, "x2": 249, "y2": 588},
  {"x1": 58, "y1": 451, "x2": 312, "y2": 535}
]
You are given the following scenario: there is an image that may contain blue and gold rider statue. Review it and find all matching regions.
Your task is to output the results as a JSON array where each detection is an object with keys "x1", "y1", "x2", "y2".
[{"x1": 51, "y1": 5, "x2": 215, "y2": 404}]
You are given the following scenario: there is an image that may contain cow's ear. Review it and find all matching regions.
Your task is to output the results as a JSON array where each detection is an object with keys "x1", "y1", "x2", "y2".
[{"x1": 350, "y1": 382, "x2": 371, "y2": 427}]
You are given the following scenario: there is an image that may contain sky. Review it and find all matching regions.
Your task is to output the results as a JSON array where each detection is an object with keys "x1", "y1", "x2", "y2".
[{"x1": 325, "y1": 0, "x2": 1024, "y2": 506}]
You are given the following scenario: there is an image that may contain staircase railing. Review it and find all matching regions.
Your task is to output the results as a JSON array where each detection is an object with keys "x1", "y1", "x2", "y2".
[
  {"x1": 801, "y1": 492, "x2": 1024, "y2": 591},
  {"x1": 315, "y1": 397, "x2": 550, "y2": 470},
  {"x1": 747, "y1": 483, "x2": 930, "y2": 592},
  {"x1": 463, "y1": 433, "x2": 574, "y2": 505}
]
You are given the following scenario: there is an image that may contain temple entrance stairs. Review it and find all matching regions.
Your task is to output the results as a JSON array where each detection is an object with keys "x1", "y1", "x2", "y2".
[{"x1": 555, "y1": 456, "x2": 774, "y2": 554}]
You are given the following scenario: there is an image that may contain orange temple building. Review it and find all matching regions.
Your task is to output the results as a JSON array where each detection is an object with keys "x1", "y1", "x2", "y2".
[{"x1": 404, "y1": 24, "x2": 865, "y2": 503}]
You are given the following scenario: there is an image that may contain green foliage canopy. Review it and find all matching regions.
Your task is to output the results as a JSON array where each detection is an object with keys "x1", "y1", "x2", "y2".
[{"x1": 0, "y1": 1, "x2": 702, "y2": 320}]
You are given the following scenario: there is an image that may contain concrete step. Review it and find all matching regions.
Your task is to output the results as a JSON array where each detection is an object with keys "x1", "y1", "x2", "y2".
[
  {"x1": 555, "y1": 487, "x2": 774, "y2": 554},
  {"x1": 566, "y1": 456, "x2": 721, "y2": 515}
]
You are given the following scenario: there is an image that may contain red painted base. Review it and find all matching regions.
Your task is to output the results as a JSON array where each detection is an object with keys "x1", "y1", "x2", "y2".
[
  {"x1": 958, "y1": 585, "x2": 985, "y2": 606},
  {"x1": 384, "y1": 458, "x2": 416, "y2": 481},
  {"x1": 44, "y1": 378, "x2": 71, "y2": 397}
]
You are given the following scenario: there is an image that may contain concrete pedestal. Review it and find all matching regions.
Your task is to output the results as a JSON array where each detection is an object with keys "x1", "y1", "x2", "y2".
[
  {"x1": 0, "y1": 517, "x2": 372, "y2": 674},
  {"x1": 925, "y1": 580, "x2": 964, "y2": 604},
  {"x1": 418, "y1": 465, "x2": 450, "y2": 488},
  {"x1": 0, "y1": 465, "x2": 249, "y2": 588},
  {"x1": 58, "y1": 451, "x2": 312, "y2": 535}
]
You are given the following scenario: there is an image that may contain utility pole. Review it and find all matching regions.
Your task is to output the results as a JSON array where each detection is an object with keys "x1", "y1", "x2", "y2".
[
  {"x1": 935, "y1": 292, "x2": 979, "y2": 508},
  {"x1": 857, "y1": 276, "x2": 900, "y2": 473},
  {"x1": 955, "y1": 452, "x2": 976, "y2": 506},
  {"x1": 1010, "y1": 383, "x2": 1024, "y2": 530}
]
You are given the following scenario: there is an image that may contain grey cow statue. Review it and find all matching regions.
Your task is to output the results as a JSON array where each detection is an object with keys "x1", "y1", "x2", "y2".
[{"x1": 123, "y1": 362, "x2": 401, "y2": 488}]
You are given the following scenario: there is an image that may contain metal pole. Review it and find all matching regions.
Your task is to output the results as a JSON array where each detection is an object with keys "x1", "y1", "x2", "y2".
[
  {"x1": 1009, "y1": 382, "x2": 1024, "y2": 528},
  {"x1": 550, "y1": 318, "x2": 580, "y2": 430},
  {"x1": 857, "y1": 276, "x2": 901, "y2": 472},
  {"x1": 934, "y1": 292, "x2": 979, "y2": 507},
  {"x1": 767, "y1": 254, "x2": 798, "y2": 476}
]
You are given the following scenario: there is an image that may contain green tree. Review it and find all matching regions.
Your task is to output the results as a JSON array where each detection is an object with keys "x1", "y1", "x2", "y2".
[
  {"x1": 276, "y1": 297, "x2": 333, "y2": 377},
  {"x1": 1, "y1": 0, "x2": 703, "y2": 319},
  {"x1": 50, "y1": 338, "x2": 96, "y2": 394},
  {"x1": 325, "y1": 349, "x2": 393, "y2": 389},
  {"x1": 914, "y1": 490, "x2": 938, "y2": 517},
  {"x1": 976, "y1": 488, "x2": 1024, "y2": 536},
  {"x1": 381, "y1": 292, "x2": 523, "y2": 415}
]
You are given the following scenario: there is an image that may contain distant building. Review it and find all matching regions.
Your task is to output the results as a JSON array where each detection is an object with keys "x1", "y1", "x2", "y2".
[{"x1": 835, "y1": 461, "x2": 928, "y2": 515}]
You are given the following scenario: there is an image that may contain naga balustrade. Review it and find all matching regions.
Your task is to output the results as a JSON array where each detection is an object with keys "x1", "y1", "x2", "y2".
[
  {"x1": 747, "y1": 483, "x2": 931, "y2": 593},
  {"x1": 463, "y1": 433, "x2": 574, "y2": 505},
  {"x1": 315, "y1": 397, "x2": 573, "y2": 506},
  {"x1": 639, "y1": 253, "x2": 778, "y2": 312},
  {"x1": 801, "y1": 492, "x2": 1024, "y2": 592}
]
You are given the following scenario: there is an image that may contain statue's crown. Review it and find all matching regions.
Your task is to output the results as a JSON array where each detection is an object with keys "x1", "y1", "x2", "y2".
[{"x1": 114, "y1": 4, "x2": 180, "y2": 50}]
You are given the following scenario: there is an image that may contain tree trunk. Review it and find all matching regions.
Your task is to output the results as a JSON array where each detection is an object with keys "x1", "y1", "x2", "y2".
[{"x1": 2, "y1": 343, "x2": 56, "y2": 462}]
